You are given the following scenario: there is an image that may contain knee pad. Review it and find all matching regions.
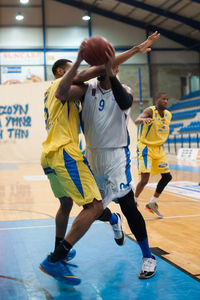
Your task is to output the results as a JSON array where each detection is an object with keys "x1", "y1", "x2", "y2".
[{"x1": 162, "y1": 172, "x2": 172, "y2": 183}]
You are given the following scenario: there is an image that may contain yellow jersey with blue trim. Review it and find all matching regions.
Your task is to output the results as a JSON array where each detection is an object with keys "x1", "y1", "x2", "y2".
[
  {"x1": 137, "y1": 105, "x2": 171, "y2": 146},
  {"x1": 42, "y1": 78, "x2": 79, "y2": 155}
]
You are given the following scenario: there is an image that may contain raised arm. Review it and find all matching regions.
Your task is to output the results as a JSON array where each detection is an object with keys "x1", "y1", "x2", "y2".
[
  {"x1": 56, "y1": 32, "x2": 160, "y2": 99},
  {"x1": 72, "y1": 31, "x2": 160, "y2": 84},
  {"x1": 55, "y1": 42, "x2": 87, "y2": 101},
  {"x1": 135, "y1": 107, "x2": 154, "y2": 125},
  {"x1": 113, "y1": 31, "x2": 160, "y2": 67}
]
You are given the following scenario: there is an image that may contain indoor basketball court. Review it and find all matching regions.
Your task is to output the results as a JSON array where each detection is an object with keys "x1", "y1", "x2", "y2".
[
  {"x1": 0, "y1": 158, "x2": 200, "y2": 299},
  {"x1": 0, "y1": 0, "x2": 200, "y2": 299}
]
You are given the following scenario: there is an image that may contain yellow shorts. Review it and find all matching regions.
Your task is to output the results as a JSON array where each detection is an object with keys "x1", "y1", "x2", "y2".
[
  {"x1": 137, "y1": 142, "x2": 170, "y2": 175},
  {"x1": 41, "y1": 144, "x2": 102, "y2": 206}
]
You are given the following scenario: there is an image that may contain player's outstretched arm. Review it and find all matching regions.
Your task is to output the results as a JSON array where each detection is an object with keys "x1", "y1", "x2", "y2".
[
  {"x1": 113, "y1": 31, "x2": 160, "y2": 67},
  {"x1": 73, "y1": 65, "x2": 105, "y2": 84},
  {"x1": 135, "y1": 107, "x2": 154, "y2": 125},
  {"x1": 67, "y1": 32, "x2": 160, "y2": 85}
]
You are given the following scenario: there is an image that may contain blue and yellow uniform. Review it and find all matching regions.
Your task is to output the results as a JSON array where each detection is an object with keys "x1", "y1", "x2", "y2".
[
  {"x1": 41, "y1": 78, "x2": 101, "y2": 206},
  {"x1": 137, "y1": 105, "x2": 171, "y2": 175}
]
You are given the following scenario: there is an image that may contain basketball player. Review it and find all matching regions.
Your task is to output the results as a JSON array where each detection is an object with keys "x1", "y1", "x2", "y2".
[
  {"x1": 39, "y1": 43, "x2": 104, "y2": 285},
  {"x1": 52, "y1": 58, "x2": 126, "y2": 249},
  {"x1": 55, "y1": 47, "x2": 157, "y2": 279},
  {"x1": 40, "y1": 32, "x2": 160, "y2": 283},
  {"x1": 48, "y1": 31, "x2": 161, "y2": 260},
  {"x1": 135, "y1": 93, "x2": 172, "y2": 218}
]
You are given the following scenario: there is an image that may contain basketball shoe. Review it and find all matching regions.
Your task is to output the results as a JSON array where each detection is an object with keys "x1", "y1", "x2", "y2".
[
  {"x1": 145, "y1": 202, "x2": 163, "y2": 218},
  {"x1": 111, "y1": 213, "x2": 125, "y2": 246},
  {"x1": 39, "y1": 255, "x2": 81, "y2": 285},
  {"x1": 64, "y1": 248, "x2": 76, "y2": 262},
  {"x1": 139, "y1": 256, "x2": 157, "y2": 279}
]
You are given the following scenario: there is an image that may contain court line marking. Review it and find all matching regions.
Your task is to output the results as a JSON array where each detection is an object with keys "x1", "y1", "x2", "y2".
[
  {"x1": 0, "y1": 275, "x2": 53, "y2": 300},
  {"x1": 146, "y1": 187, "x2": 200, "y2": 202},
  {"x1": 1, "y1": 214, "x2": 200, "y2": 231},
  {"x1": 0, "y1": 221, "x2": 102, "y2": 231},
  {"x1": 144, "y1": 214, "x2": 200, "y2": 221}
]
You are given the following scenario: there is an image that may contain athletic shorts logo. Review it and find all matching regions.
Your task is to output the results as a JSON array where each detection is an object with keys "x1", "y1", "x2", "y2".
[
  {"x1": 120, "y1": 182, "x2": 129, "y2": 190},
  {"x1": 158, "y1": 163, "x2": 168, "y2": 168}
]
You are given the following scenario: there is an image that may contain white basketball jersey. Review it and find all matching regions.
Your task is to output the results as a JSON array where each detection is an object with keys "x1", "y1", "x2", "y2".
[{"x1": 81, "y1": 80, "x2": 131, "y2": 149}]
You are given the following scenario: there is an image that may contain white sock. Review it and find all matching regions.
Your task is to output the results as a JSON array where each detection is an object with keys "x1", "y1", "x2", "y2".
[{"x1": 149, "y1": 196, "x2": 158, "y2": 204}]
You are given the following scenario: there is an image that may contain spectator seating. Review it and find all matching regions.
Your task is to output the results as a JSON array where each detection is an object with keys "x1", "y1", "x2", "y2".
[
  {"x1": 171, "y1": 109, "x2": 200, "y2": 120},
  {"x1": 164, "y1": 90, "x2": 200, "y2": 153},
  {"x1": 179, "y1": 121, "x2": 200, "y2": 132},
  {"x1": 180, "y1": 90, "x2": 200, "y2": 101},
  {"x1": 168, "y1": 98, "x2": 200, "y2": 111},
  {"x1": 169, "y1": 122, "x2": 183, "y2": 133}
]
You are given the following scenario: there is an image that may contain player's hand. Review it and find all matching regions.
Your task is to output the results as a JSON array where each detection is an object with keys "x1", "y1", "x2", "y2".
[
  {"x1": 77, "y1": 40, "x2": 88, "y2": 63},
  {"x1": 105, "y1": 45, "x2": 115, "y2": 76},
  {"x1": 138, "y1": 31, "x2": 160, "y2": 53},
  {"x1": 143, "y1": 118, "x2": 154, "y2": 124}
]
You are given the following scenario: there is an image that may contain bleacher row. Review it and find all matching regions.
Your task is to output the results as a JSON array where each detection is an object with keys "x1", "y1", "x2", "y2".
[
  {"x1": 170, "y1": 121, "x2": 200, "y2": 133},
  {"x1": 168, "y1": 90, "x2": 200, "y2": 134},
  {"x1": 164, "y1": 90, "x2": 200, "y2": 153}
]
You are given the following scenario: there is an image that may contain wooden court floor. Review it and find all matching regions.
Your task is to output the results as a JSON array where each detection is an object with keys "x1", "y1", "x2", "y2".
[{"x1": 0, "y1": 156, "x2": 200, "y2": 282}]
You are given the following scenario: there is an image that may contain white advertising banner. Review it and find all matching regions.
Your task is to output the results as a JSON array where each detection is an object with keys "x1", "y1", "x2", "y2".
[
  {"x1": 1, "y1": 52, "x2": 44, "y2": 65},
  {"x1": 46, "y1": 51, "x2": 140, "y2": 66},
  {"x1": 46, "y1": 51, "x2": 87, "y2": 65},
  {"x1": 1, "y1": 66, "x2": 44, "y2": 85},
  {"x1": 177, "y1": 148, "x2": 200, "y2": 161}
]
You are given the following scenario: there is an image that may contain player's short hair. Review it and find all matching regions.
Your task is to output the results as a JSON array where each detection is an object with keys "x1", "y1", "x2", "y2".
[
  {"x1": 155, "y1": 92, "x2": 168, "y2": 100},
  {"x1": 97, "y1": 75, "x2": 106, "y2": 82},
  {"x1": 52, "y1": 59, "x2": 72, "y2": 76}
]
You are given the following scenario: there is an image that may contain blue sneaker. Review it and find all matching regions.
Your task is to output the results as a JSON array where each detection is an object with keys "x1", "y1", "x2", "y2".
[
  {"x1": 39, "y1": 255, "x2": 81, "y2": 285},
  {"x1": 64, "y1": 248, "x2": 76, "y2": 262}
]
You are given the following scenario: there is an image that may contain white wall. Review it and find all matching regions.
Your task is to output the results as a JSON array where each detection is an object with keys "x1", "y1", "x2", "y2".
[
  {"x1": 0, "y1": 0, "x2": 199, "y2": 65},
  {"x1": 151, "y1": 50, "x2": 199, "y2": 64},
  {"x1": 0, "y1": 28, "x2": 43, "y2": 49},
  {"x1": 46, "y1": 27, "x2": 88, "y2": 48}
]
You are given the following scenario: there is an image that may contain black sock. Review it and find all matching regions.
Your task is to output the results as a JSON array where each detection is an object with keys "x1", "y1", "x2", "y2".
[
  {"x1": 50, "y1": 240, "x2": 72, "y2": 262},
  {"x1": 55, "y1": 237, "x2": 63, "y2": 250}
]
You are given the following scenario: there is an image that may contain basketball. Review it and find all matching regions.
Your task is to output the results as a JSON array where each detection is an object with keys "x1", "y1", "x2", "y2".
[{"x1": 82, "y1": 36, "x2": 114, "y2": 66}]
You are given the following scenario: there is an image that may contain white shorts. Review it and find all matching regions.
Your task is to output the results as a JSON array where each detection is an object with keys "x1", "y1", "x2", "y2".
[{"x1": 86, "y1": 147, "x2": 135, "y2": 208}]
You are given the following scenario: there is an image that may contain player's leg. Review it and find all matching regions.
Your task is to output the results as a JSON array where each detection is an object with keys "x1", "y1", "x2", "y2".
[
  {"x1": 40, "y1": 153, "x2": 80, "y2": 284},
  {"x1": 40, "y1": 148, "x2": 103, "y2": 284},
  {"x1": 146, "y1": 172, "x2": 172, "y2": 218},
  {"x1": 55, "y1": 197, "x2": 76, "y2": 261},
  {"x1": 118, "y1": 190, "x2": 156, "y2": 279},
  {"x1": 55, "y1": 197, "x2": 73, "y2": 248},
  {"x1": 63, "y1": 198, "x2": 103, "y2": 245},
  {"x1": 135, "y1": 143, "x2": 151, "y2": 204},
  {"x1": 41, "y1": 157, "x2": 75, "y2": 260},
  {"x1": 135, "y1": 172, "x2": 150, "y2": 199},
  {"x1": 97, "y1": 207, "x2": 125, "y2": 245},
  {"x1": 155, "y1": 172, "x2": 172, "y2": 197},
  {"x1": 146, "y1": 148, "x2": 172, "y2": 218},
  {"x1": 86, "y1": 147, "x2": 125, "y2": 245}
]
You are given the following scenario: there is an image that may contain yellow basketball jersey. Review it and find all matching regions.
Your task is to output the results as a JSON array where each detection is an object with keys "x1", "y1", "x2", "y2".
[
  {"x1": 137, "y1": 105, "x2": 171, "y2": 146},
  {"x1": 42, "y1": 78, "x2": 79, "y2": 155}
]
